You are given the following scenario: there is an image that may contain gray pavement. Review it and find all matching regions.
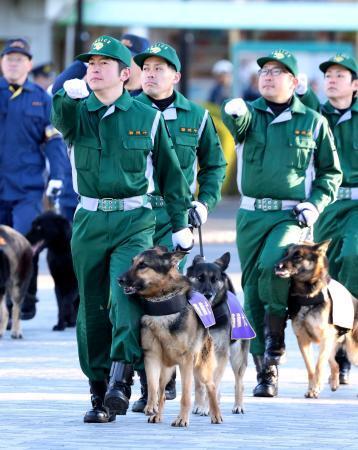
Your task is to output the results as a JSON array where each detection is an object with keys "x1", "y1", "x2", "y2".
[{"x1": 1, "y1": 197, "x2": 357, "y2": 450}]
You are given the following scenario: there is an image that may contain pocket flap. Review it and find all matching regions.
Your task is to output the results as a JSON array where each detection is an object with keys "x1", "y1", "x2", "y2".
[
  {"x1": 122, "y1": 136, "x2": 152, "y2": 150},
  {"x1": 174, "y1": 134, "x2": 198, "y2": 146},
  {"x1": 76, "y1": 137, "x2": 100, "y2": 148}
]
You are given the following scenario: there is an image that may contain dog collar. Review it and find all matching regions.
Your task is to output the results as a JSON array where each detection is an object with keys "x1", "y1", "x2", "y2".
[
  {"x1": 142, "y1": 291, "x2": 188, "y2": 316},
  {"x1": 291, "y1": 291, "x2": 326, "y2": 307}
]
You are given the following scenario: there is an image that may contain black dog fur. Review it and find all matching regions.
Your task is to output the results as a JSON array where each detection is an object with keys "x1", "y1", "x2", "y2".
[{"x1": 26, "y1": 211, "x2": 78, "y2": 331}]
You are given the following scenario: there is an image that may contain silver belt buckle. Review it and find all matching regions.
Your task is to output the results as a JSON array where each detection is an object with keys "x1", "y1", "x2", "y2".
[
  {"x1": 337, "y1": 187, "x2": 351, "y2": 200},
  {"x1": 256, "y1": 198, "x2": 282, "y2": 211},
  {"x1": 100, "y1": 198, "x2": 115, "y2": 212}
]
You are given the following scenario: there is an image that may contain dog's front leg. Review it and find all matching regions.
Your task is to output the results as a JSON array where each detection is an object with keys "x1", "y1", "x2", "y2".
[
  {"x1": 328, "y1": 343, "x2": 340, "y2": 392},
  {"x1": 148, "y1": 366, "x2": 173, "y2": 424},
  {"x1": 172, "y1": 358, "x2": 194, "y2": 427},
  {"x1": 314, "y1": 334, "x2": 336, "y2": 396},
  {"x1": 195, "y1": 344, "x2": 223, "y2": 424},
  {"x1": 230, "y1": 340, "x2": 248, "y2": 414},
  {"x1": 10, "y1": 286, "x2": 22, "y2": 339},
  {"x1": 144, "y1": 352, "x2": 161, "y2": 420},
  {"x1": 192, "y1": 372, "x2": 207, "y2": 415},
  {"x1": 295, "y1": 332, "x2": 316, "y2": 398},
  {"x1": 0, "y1": 296, "x2": 9, "y2": 337}
]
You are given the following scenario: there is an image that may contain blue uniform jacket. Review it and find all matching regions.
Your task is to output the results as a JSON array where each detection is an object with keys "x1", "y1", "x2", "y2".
[{"x1": 0, "y1": 77, "x2": 67, "y2": 200}]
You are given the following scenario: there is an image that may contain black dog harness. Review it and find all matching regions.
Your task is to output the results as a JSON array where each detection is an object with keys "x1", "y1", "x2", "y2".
[
  {"x1": 288, "y1": 291, "x2": 326, "y2": 317},
  {"x1": 141, "y1": 290, "x2": 188, "y2": 316},
  {"x1": 289, "y1": 290, "x2": 349, "y2": 336}
]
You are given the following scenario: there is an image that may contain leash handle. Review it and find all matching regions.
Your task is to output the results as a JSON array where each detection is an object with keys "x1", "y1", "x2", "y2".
[{"x1": 198, "y1": 225, "x2": 204, "y2": 258}]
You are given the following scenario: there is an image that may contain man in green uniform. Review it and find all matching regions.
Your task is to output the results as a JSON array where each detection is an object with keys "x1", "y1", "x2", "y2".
[
  {"x1": 221, "y1": 49, "x2": 342, "y2": 397},
  {"x1": 51, "y1": 36, "x2": 193, "y2": 423},
  {"x1": 129, "y1": 42, "x2": 226, "y2": 411},
  {"x1": 313, "y1": 54, "x2": 358, "y2": 385}
]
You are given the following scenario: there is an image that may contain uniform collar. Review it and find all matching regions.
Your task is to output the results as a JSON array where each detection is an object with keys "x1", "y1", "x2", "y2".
[
  {"x1": 252, "y1": 95, "x2": 306, "y2": 114},
  {"x1": 172, "y1": 90, "x2": 191, "y2": 111},
  {"x1": 0, "y1": 77, "x2": 34, "y2": 92},
  {"x1": 86, "y1": 89, "x2": 133, "y2": 112},
  {"x1": 136, "y1": 90, "x2": 192, "y2": 111},
  {"x1": 322, "y1": 98, "x2": 358, "y2": 115}
]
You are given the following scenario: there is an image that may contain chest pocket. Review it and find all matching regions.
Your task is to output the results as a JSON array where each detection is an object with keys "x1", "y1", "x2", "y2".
[
  {"x1": 288, "y1": 136, "x2": 316, "y2": 170},
  {"x1": 174, "y1": 134, "x2": 198, "y2": 170},
  {"x1": 121, "y1": 137, "x2": 152, "y2": 173},
  {"x1": 74, "y1": 137, "x2": 100, "y2": 171},
  {"x1": 23, "y1": 107, "x2": 45, "y2": 138},
  {"x1": 243, "y1": 132, "x2": 265, "y2": 166}
]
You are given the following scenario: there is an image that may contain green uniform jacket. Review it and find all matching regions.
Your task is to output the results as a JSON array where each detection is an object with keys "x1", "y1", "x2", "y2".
[
  {"x1": 321, "y1": 98, "x2": 358, "y2": 187},
  {"x1": 136, "y1": 91, "x2": 226, "y2": 212},
  {"x1": 221, "y1": 95, "x2": 342, "y2": 212},
  {"x1": 51, "y1": 89, "x2": 190, "y2": 231}
]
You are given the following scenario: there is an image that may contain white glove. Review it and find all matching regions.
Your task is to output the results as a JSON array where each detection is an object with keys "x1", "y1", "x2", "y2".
[
  {"x1": 46, "y1": 179, "x2": 63, "y2": 197},
  {"x1": 188, "y1": 201, "x2": 208, "y2": 228},
  {"x1": 63, "y1": 78, "x2": 89, "y2": 99},
  {"x1": 224, "y1": 98, "x2": 248, "y2": 117},
  {"x1": 172, "y1": 228, "x2": 194, "y2": 251},
  {"x1": 295, "y1": 73, "x2": 308, "y2": 96},
  {"x1": 294, "y1": 202, "x2": 319, "y2": 227}
]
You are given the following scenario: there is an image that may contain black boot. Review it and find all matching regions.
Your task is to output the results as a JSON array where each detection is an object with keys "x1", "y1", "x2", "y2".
[
  {"x1": 84, "y1": 380, "x2": 116, "y2": 423},
  {"x1": 132, "y1": 369, "x2": 148, "y2": 413},
  {"x1": 252, "y1": 355, "x2": 278, "y2": 397},
  {"x1": 165, "y1": 369, "x2": 177, "y2": 400},
  {"x1": 104, "y1": 362, "x2": 134, "y2": 415},
  {"x1": 264, "y1": 313, "x2": 287, "y2": 365},
  {"x1": 336, "y1": 348, "x2": 351, "y2": 385}
]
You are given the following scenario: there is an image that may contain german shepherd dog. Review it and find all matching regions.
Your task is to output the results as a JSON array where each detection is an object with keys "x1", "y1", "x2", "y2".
[
  {"x1": 119, "y1": 246, "x2": 223, "y2": 427},
  {"x1": 26, "y1": 211, "x2": 78, "y2": 331},
  {"x1": 0, "y1": 225, "x2": 33, "y2": 339},
  {"x1": 275, "y1": 240, "x2": 358, "y2": 398},
  {"x1": 186, "y1": 253, "x2": 249, "y2": 414}
]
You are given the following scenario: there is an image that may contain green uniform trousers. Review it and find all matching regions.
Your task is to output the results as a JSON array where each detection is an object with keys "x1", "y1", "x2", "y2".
[
  {"x1": 152, "y1": 206, "x2": 188, "y2": 272},
  {"x1": 71, "y1": 206, "x2": 155, "y2": 381},
  {"x1": 314, "y1": 200, "x2": 358, "y2": 297},
  {"x1": 236, "y1": 209, "x2": 308, "y2": 356}
]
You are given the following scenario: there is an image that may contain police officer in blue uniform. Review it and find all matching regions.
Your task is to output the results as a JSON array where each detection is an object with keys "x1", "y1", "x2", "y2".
[{"x1": 0, "y1": 38, "x2": 67, "y2": 317}]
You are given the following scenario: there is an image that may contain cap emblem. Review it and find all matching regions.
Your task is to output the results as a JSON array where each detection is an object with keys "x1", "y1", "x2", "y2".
[{"x1": 149, "y1": 46, "x2": 161, "y2": 54}]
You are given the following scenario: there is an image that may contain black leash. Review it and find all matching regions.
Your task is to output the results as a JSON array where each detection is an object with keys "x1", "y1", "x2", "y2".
[{"x1": 198, "y1": 225, "x2": 204, "y2": 258}]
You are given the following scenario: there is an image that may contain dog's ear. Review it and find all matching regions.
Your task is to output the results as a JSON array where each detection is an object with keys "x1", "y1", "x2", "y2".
[
  {"x1": 167, "y1": 250, "x2": 187, "y2": 267},
  {"x1": 214, "y1": 252, "x2": 230, "y2": 271},
  {"x1": 314, "y1": 240, "x2": 331, "y2": 255},
  {"x1": 192, "y1": 255, "x2": 205, "y2": 266}
]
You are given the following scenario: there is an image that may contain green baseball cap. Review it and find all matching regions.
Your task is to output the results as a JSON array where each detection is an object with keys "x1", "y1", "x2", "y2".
[
  {"x1": 134, "y1": 42, "x2": 181, "y2": 72},
  {"x1": 319, "y1": 54, "x2": 357, "y2": 75},
  {"x1": 76, "y1": 35, "x2": 131, "y2": 67},
  {"x1": 257, "y1": 49, "x2": 298, "y2": 77}
]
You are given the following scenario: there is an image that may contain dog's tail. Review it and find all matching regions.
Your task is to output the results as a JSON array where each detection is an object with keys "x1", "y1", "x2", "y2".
[
  {"x1": 0, "y1": 249, "x2": 10, "y2": 296},
  {"x1": 345, "y1": 297, "x2": 358, "y2": 366}
]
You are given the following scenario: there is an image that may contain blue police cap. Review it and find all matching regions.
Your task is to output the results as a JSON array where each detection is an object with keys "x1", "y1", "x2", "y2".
[
  {"x1": 1, "y1": 38, "x2": 32, "y2": 59},
  {"x1": 121, "y1": 34, "x2": 150, "y2": 56}
]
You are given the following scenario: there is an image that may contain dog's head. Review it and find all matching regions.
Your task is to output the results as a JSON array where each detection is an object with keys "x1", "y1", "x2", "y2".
[
  {"x1": 186, "y1": 252, "x2": 233, "y2": 305},
  {"x1": 274, "y1": 240, "x2": 331, "y2": 283},
  {"x1": 118, "y1": 246, "x2": 189, "y2": 298},
  {"x1": 26, "y1": 212, "x2": 71, "y2": 252}
]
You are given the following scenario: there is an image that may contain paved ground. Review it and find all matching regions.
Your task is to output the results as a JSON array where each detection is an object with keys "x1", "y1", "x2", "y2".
[{"x1": 1, "y1": 197, "x2": 357, "y2": 450}]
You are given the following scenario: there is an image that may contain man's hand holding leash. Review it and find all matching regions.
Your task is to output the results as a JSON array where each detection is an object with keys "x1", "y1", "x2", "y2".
[
  {"x1": 172, "y1": 228, "x2": 194, "y2": 252},
  {"x1": 293, "y1": 202, "x2": 319, "y2": 227}
]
